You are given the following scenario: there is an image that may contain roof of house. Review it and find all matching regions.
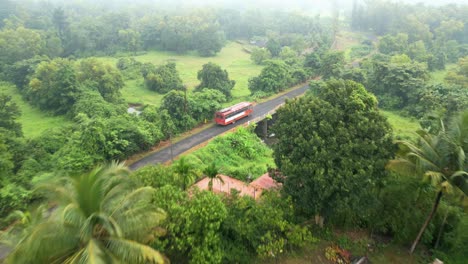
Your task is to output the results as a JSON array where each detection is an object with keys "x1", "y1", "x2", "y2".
[
  {"x1": 192, "y1": 173, "x2": 279, "y2": 200},
  {"x1": 250, "y1": 173, "x2": 281, "y2": 190}
]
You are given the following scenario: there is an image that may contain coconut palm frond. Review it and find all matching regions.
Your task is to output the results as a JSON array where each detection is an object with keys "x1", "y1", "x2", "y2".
[
  {"x1": 80, "y1": 213, "x2": 123, "y2": 242},
  {"x1": 108, "y1": 187, "x2": 157, "y2": 217},
  {"x1": 456, "y1": 146, "x2": 466, "y2": 171},
  {"x1": 62, "y1": 204, "x2": 84, "y2": 228},
  {"x1": 35, "y1": 180, "x2": 74, "y2": 206},
  {"x1": 117, "y1": 209, "x2": 167, "y2": 242},
  {"x1": 440, "y1": 181, "x2": 454, "y2": 194},
  {"x1": 7, "y1": 221, "x2": 79, "y2": 264},
  {"x1": 449, "y1": 171, "x2": 468, "y2": 196},
  {"x1": 105, "y1": 237, "x2": 167, "y2": 264},
  {"x1": 62, "y1": 247, "x2": 87, "y2": 264},
  {"x1": 424, "y1": 171, "x2": 445, "y2": 187}
]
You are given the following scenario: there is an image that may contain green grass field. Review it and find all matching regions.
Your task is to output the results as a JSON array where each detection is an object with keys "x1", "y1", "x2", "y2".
[
  {"x1": 0, "y1": 82, "x2": 72, "y2": 138},
  {"x1": 98, "y1": 42, "x2": 263, "y2": 105},
  {"x1": 382, "y1": 110, "x2": 421, "y2": 139}
]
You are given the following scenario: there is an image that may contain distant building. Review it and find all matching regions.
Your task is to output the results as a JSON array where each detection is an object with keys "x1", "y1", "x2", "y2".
[{"x1": 192, "y1": 173, "x2": 281, "y2": 199}]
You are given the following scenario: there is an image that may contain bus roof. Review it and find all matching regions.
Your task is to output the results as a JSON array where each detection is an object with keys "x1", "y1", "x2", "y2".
[{"x1": 217, "y1": 102, "x2": 252, "y2": 114}]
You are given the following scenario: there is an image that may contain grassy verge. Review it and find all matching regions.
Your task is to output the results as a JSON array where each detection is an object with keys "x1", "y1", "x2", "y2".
[
  {"x1": 184, "y1": 126, "x2": 274, "y2": 180},
  {"x1": 98, "y1": 42, "x2": 263, "y2": 105},
  {"x1": 382, "y1": 110, "x2": 421, "y2": 140},
  {"x1": 0, "y1": 82, "x2": 72, "y2": 138}
]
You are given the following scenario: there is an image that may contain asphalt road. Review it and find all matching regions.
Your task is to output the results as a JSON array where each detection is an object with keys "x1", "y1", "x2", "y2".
[{"x1": 129, "y1": 84, "x2": 310, "y2": 170}]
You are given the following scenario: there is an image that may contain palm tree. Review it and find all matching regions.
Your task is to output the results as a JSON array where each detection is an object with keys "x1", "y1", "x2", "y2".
[
  {"x1": 387, "y1": 114, "x2": 468, "y2": 254},
  {"x1": 203, "y1": 162, "x2": 224, "y2": 192},
  {"x1": 4, "y1": 162, "x2": 167, "y2": 264},
  {"x1": 0, "y1": 205, "x2": 47, "y2": 255},
  {"x1": 173, "y1": 156, "x2": 198, "y2": 190}
]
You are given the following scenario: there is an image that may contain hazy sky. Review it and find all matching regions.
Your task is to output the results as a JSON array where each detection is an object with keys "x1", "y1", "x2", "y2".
[{"x1": 45, "y1": 0, "x2": 468, "y2": 12}]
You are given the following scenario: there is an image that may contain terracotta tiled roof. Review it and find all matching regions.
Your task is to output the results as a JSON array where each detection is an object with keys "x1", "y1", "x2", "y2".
[
  {"x1": 192, "y1": 173, "x2": 279, "y2": 199},
  {"x1": 250, "y1": 173, "x2": 281, "y2": 190}
]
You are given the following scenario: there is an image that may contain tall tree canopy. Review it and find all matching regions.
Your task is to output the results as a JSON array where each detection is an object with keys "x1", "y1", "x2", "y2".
[
  {"x1": 0, "y1": 94, "x2": 22, "y2": 137},
  {"x1": 196, "y1": 62, "x2": 235, "y2": 99},
  {"x1": 248, "y1": 60, "x2": 292, "y2": 95},
  {"x1": 27, "y1": 58, "x2": 81, "y2": 114},
  {"x1": 76, "y1": 58, "x2": 124, "y2": 102},
  {"x1": 143, "y1": 63, "x2": 184, "y2": 94},
  {"x1": 272, "y1": 80, "x2": 393, "y2": 220}
]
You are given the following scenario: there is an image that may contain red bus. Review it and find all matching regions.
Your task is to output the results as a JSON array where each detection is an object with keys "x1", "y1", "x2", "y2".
[{"x1": 214, "y1": 102, "x2": 253, "y2": 125}]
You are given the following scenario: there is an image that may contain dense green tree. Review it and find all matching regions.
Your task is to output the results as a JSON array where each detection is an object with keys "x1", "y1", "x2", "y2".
[
  {"x1": 160, "y1": 90, "x2": 195, "y2": 132},
  {"x1": 250, "y1": 47, "x2": 272, "y2": 65},
  {"x1": 0, "y1": 94, "x2": 22, "y2": 137},
  {"x1": 367, "y1": 60, "x2": 429, "y2": 110},
  {"x1": 0, "y1": 27, "x2": 44, "y2": 65},
  {"x1": 279, "y1": 46, "x2": 299, "y2": 66},
  {"x1": 320, "y1": 51, "x2": 345, "y2": 79},
  {"x1": 444, "y1": 40, "x2": 462, "y2": 63},
  {"x1": 249, "y1": 60, "x2": 292, "y2": 95},
  {"x1": 27, "y1": 58, "x2": 81, "y2": 114},
  {"x1": 5, "y1": 163, "x2": 167, "y2": 263},
  {"x1": 417, "y1": 83, "x2": 468, "y2": 124},
  {"x1": 342, "y1": 67, "x2": 367, "y2": 85},
  {"x1": 266, "y1": 39, "x2": 281, "y2": 57},
  {"x1": 378, "y1": 33, "x2": 409, "y2": 55},
  {"x1": 388, "y1": 111, "x2": 468, "y2": 254},
  {"x1": 118, "y1": 29, "x2": 141, "y2": 55},
  {"x1": 193, "y1": 25, "x2": 225, "y2": 57},
  {"x1": 77, "y1": 58, "x2": 124, "y2": 102},
  {"x1": 3, "y1": 56, "x2": 46, "y2": 91},
  {"x1": 52, "y1": 7, "x2": 69, "y2": 47},
  {"x1": 445, "y1": 56, "x2": 468, "y2": 87},
  {"x1": 428, "y1": 49, "x2": 447, "y2": 71},
  {"x1": 407, "y1": 40, "x2": 429, "y2": 62},
  {"x1": 272, "y1": 80, "x2": 393, "y2": 221},
  {"x1": 221, "y1": 191, "x2": 314, "y2": 262},
  {"x1": 191, "y1": 88, "x2": 226, "y2": 122},
  {"x1": 160, "y1": 17, "x2": 192, "y2": 53},
  {"x1": 279, "y1": 34, "x2": 307, "y2": 53},
  {"x1": 401, "y1": 14, "x2": 433, "y2": 43},
  {"x1": 153, "y1": 186, "x2": 227, "y2": 264},
  {"x1": 390, "y1": 54, "x2": 412, "y2": 64},
  {"x1": 159, "y1": 109, "x2": 177, "y2": 139},
  {"x1": 116, "y1": 57, "x2": 143, "y2": 80},
  {"x1": 435, "y1": 19, "x2": 464, "y2": 42},
  {"x1": 195, "y1": 62, "x2": 235, "y2": 99},
  {"x1": 71, "y1": 89, "x2": 125, "y2": 119},
  {"x1": 304, "y1": 52, "x2": 322, "y2": 76},
  {"x1": 131, "y1": 165, "x2": 176, "y2": 189},
  {"x1": 144, "y1": 63, "x2": 184, "y2": 94}
]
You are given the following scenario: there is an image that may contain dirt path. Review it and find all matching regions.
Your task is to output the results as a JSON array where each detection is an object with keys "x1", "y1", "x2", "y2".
[{"x1": 128, "y1": 84, "x2": 309, "y2": 170}]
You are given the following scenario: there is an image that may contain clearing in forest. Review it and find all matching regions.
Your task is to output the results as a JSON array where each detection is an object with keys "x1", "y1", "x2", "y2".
[{"x1": 98, "y1": 42, "x2": 263, "y2": 106}]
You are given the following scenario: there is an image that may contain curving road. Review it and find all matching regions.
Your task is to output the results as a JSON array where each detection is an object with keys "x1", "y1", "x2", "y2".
[{"x1": 128, "y1": 84, "x2": 310, "y2": 170}]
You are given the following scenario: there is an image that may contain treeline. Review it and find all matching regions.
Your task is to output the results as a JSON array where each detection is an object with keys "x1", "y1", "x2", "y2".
[
  {"x1": 0, "y1": 0, "x2": 326, "y2": 62},
  {"x1": 350, "y1": 1, "x2": 467, "y2": 70}
]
